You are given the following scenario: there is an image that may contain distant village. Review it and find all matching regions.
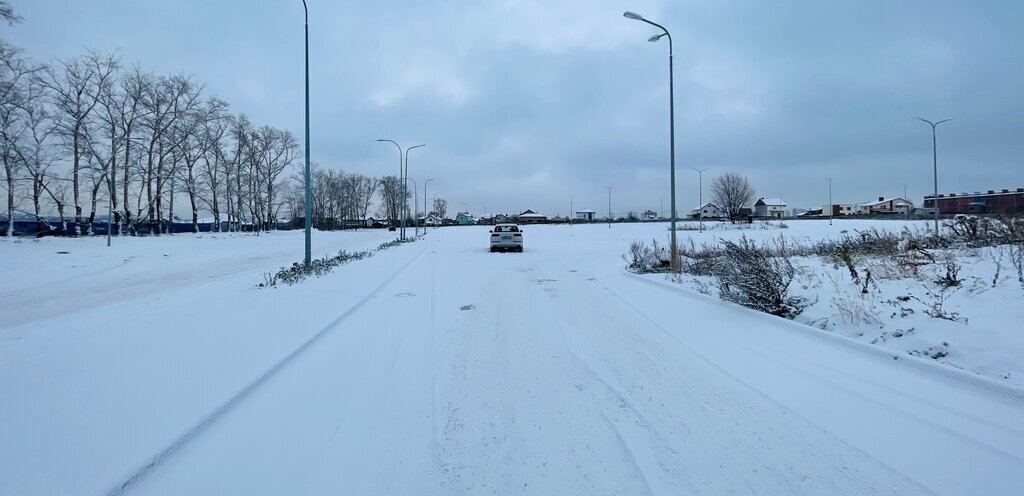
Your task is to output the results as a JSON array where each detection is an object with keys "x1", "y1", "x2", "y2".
[{"x1": 419, "y1": 186, "x2": 1024, "y2": 226}]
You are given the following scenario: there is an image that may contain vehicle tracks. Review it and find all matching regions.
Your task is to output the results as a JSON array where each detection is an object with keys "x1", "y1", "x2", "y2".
[{"x1": 106, "y1": 244, "x2": 428, "y2": 496}]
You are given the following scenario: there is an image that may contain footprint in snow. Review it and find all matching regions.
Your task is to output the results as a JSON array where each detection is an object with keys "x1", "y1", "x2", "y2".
[
  {"x1": 460, "y1": 304, "x2": 476, "y2": 311},
  {"x1": 394, "y1": 292, "x2": 416, "y2": 298}
]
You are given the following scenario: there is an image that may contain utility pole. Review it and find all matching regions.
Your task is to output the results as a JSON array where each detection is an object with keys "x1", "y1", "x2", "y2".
[
  {"x1": 915, "y1": 116, "x2": 952, "y2": 235},
  {"x1": 690, "y1": 168, "x2": 709, "y2": 232},
  {"x1": 826, "y1": 177, "x2": 834, "y2": 226},
  {"x1": 569, "y1": 194, "x2": 574, "y2": 227},
  {"x1": 606, "y1": 186, "x2": 613, "y2": 228},
  {"x1": 302, "y1": 0, "x2": 312, "y2": 268}
]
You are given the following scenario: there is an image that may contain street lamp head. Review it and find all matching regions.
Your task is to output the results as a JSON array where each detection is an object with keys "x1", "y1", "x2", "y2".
[
  {"x1": 648, "y1": 33, "x2": 666, "y2": 42},
  {"x1": 623, "y1": 11, "x2": 644, "y2": 21}
]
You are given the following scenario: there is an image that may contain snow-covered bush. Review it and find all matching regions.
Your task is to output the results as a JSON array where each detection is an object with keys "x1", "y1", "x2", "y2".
[
  {"x1": 713, "y1": 236, "x2": 804, "y2": 318},
  {"x1": 678, "y1": 239, "x2": 720, "y2": 276},
  {"x1": 263, "y1": 249, "x2": 374, "y2": 287},
  {"x1": 623, "y1": 239, "x2": 671, "y2": 273}
]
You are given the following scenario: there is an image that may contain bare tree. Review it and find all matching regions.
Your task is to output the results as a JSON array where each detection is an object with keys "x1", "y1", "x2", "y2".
[
  {"x1": 379, "y1": 175, "x2": 404, "y2": 227},
  {"x1": 136, "y1": 73, "x2": 202, "y2": 234},
  {"x1": 116, "y1": 66, "x2": 148, "y2": 234},
  {"x1": 197, "y1": 102, "x2": 229, "y2": 231},
  {"x1": 0, "y1": 41, "x2": 33, "y2": 236},
  {"x1": 433, "y1": 197, "x2": 447, "y2": 220},
  {"x1": 39, "y1": 50, "x2": 118, "y2": 234},
  {"x1": 0, "y1": 1, "x2": 22, "y2": 25},
  {"x1": 711, "y1": 171, "x2": 755, "y2": 223},
  {"x1": 16, "y1": 86, "x2": 57, "y2": 233}
]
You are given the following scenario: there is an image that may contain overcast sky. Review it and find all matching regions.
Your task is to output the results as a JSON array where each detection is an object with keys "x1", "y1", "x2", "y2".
[{"x1": 6, "y1": 0, "x2": 1023, "y2": 217}]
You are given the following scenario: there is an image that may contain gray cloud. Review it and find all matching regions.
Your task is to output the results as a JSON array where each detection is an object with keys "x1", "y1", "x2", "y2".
[{"x1": 6, "y1": 0, "x2": 1022, "y2": 217}]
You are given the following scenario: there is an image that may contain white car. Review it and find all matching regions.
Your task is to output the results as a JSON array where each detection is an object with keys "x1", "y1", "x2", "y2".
[{"x1": 489, "y1": 224, "x2": 524, "y2": 252}]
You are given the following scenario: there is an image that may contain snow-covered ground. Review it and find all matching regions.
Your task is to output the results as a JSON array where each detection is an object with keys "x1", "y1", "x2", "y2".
[
  {"x1": 659, "y1": 219, "x2": 1024, "y2": 388},
  {"x1": 2, "y1": 223, "x2": 1023, "y2": 495}
]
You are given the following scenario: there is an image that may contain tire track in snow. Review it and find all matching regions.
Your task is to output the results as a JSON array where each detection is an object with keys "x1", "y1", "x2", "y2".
[{"x1": 105, "y1": 244, "x2": 428, "y2": 496}]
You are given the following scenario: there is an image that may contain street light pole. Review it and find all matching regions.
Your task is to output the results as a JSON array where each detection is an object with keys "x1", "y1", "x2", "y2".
[
  {"x1": 302, "y1": 0, "x2": 312, "y2": 268},
  {"x1": 569, "y1": 194, "x2": 574, "y2": 227},
  {"x1": 915, "y1": 117, "x2": 952, "y2": 235},
  {"x1": 624, "y1": 10, "x2": 678, "y2": 270},
  {"x1": 690, "y1": 167, "x2": 709, "y2": 232},
  {"x1": 376, "y1": 139, "x2": 403, "y2": 238},
  {"x1": 404, "y1": 144, "x2": 425, "y2": 238},
  {"x1": 606, "y1": 186, "x2": 613, "y2": 228},
  {"x1": 424, "y1": 178, "x2": 434, "y2": 230},
  {"x1": 826, "y1": 177, "x2": 834, "y2": 226}
]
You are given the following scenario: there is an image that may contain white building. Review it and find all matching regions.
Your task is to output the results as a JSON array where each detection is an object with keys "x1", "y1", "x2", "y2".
[
  {"x1": 690, "y1": 202, "x2": 724, "y2": 219},
  {"x1": 575, "y1": 209, "x2": 596, "y2": 221},
  {"x1": 822, "y1": 204, "x2": 855, "y2": 217},
  {"x1": 753, "y1": 198, "x2": 787, "y2": 219},
  {"x1": 858, "y1": 197, "x2": 914, "y2": 215}
]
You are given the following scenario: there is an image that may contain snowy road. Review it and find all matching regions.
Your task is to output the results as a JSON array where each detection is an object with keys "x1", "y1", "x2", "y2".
[{"x1": 3, "y1": 224, "x2": 1024, "y2": 495}]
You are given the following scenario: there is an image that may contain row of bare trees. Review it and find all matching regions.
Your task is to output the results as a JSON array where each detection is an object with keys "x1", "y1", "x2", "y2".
[
  {"x1": 2, "y1": 1, "x2": 425, "y2": 238},
  {"x1": 1, "y1": 10, "x2": 307, "y2": 236},
  {"x1": 281, "y1": 165, "x2": 382, "y2": 230}
]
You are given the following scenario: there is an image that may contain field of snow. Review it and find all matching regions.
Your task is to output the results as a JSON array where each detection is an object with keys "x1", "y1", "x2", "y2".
[
  {"x1": 2, "y1": 222, "x2": 1023, "y2": 495},
  {"x1": 658, "y1": 218, "x2": 1024, "y2": 388}
]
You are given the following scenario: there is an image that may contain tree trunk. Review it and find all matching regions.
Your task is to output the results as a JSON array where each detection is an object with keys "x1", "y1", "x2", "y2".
[
  {"x1": 155, "y1": 147, "x2": 163, "y2": 236},
  {"x1": 167, "y1": 173, "x2": 175, "y2": 235},
  {"x1": 211, "y1": 187, "x2": 220, "y2": 232},
  {"x1": 87, "y1": 180, "x2": 100, "y2": 235},
  {"x1": 266, "y1": 181, "x2": 273, "y2": 231},
  {"x1": 33, "y1": 176, "x2": 44, "y2": 234},
  {"x1": 110, "y1": 137, "x2": 119, "y2": 236},
  {"x1": 72, "y1": 121, "x2": 82, "y2": 235},
  {"x1": 189, "y1": 189, "x2": 198, "y2": 233},
  {"x1": 4, "y1": 159, "x2": 12, "y2": 237},
  {"x1": 56, "y1": 201, "x2": 67, "y2": 233},
  {"x1": 121, "y1": 128, "x2": 132, "y2": 235}
]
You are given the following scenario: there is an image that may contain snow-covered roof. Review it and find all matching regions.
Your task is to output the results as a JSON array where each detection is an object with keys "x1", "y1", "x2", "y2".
[
  {"x1": 519, "y1": 213, "x2": 547, "y2": 218},
  {"x1": 756, "y1": 198, "x2": 786, "y2": 207},
  {"x1": 860, "y1": 197, "x2": 909, "y2": 207},
  {"x1": 690, "y1": 202, "x2": 720, "y2": 211},
  {"x1": 576, "y1": 209, "x2": 596, "y2": 213}
]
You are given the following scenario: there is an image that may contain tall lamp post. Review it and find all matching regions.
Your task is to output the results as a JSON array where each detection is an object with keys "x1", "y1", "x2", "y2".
[
  {"x1": 690, "y1": 167, "x2": 709, "y2": 232},
  {"x1": 624, "y1": 10, "x2": 678, "y2": 270},
  {"x1": 605, "y1": 186, "x2": 614, "y2": 228},
  {"x1": 914, "y1": 117, "x2": 951, "y2": 235},
  {"x1": 376, "y1": 139, "x2": 404, "y2": 238},
  {"x1": 302, "y1": 0, "x2": 312, "y2": 268},
  {"x1": 569, "y1": 194, "x2": 574, "y2": 227},
  {"x1": 404, "y1": 144, "x2": 425, "y2": 239},
  {"x1": 424, "y1": 178, "x2": 434, "y2": 230},
  {"x1": 826, "y1": 177, "x2": 834, "y2": 226}
]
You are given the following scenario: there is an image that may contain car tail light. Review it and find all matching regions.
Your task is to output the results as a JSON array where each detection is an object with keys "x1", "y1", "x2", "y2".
[
  {"x1": 491, "y1": 233, "x2": 499, "y2": 237},
  {"x1": 513, "y1": 233, "x2": 521, "y2": 237}
]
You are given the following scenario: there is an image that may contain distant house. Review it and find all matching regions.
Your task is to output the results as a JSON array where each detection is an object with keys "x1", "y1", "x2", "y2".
[
  {"x1": 418, "y1": 214, "x2": 443, "y2": 227},
  {"x1": 797, "y1": 208, "x2": 823, "y2": 218},
  {"x1": 364, "y1": 217, "x2": 385, "y2": 228},
  {"x1": 753, "y1": 198, "x2": 788, "y2": 219},
  {"x1": 858, "y1": 197, "x2": 914, "y2": 215},
  {"x1": 690, "y1": 202, "x2": 724, "y2": 220},
  {"x1": 493, "y1": 214, "x2": 511, "y2": 224},
  {"x1": 518, "y1": 209, "x2": 548, "y2": 224},
  {"x1": 823, "y1": 204, "x2": 855, "y2": 217},
  {"x1": 642, "y1": 209, "x2": 658, "y2": 221},
  {"x1": 455, "y1": 212, "x2": 476, "y2": 225},
  {"x1": 575, "y1": 209, "x2": 596, "y2": 221}
]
